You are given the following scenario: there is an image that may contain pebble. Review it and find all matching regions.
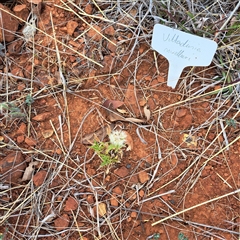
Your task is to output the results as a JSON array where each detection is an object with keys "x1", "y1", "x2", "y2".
[
  {"x1": 104, "y1": 26, "x2": 115, "y2": 36},
  {"x1": 66, "y1": 20, "x2": 78, "y2": 36},
  {"x1": 126, "y1": 190, "x2": 137, "y2": 200},
  {"x1": 54, "y1": 214, "x2": 70, "y2": 231},
  {"x1": 138, "y1": 171, "x2": 149, "y2": 184},
  {"x1": 113, "y1": 186, "x2": 123, "y2": 195},
  {"x1": 0, "y1": 152, "x2": 26, "y2": 183},
  {"x1": 55, "y1": 148, "x2": 62, "y2": 155},
  {"x1": 17, "y1": 135, "x2": 25, "y2": 144},
  {"x1": 114, "y1": 166, "x2": 129, "y2": 178},
  {"x1": 110, "y1": 194, "x2": 118, "y2": 207},
  {"x1": 32, "y1": 112, "x2": 51, "y2": 121},
  {"x1": 41, "y1": 129, "x2": 53, "y2": 139},
  {"x1": 139, "y1": 189, "x2": 145, "y2": 198},
  {"x1": 86, "y1": 195, "x2": 94, "y2": 204},
  {"x1": 93, "y1": 202, "x2": 107, "y2": 217},
  {"x1": 13, "y1": 4, "x2": 29, "y2": 23},
  {"x1": 84, "y1": 4, "x2": 93, "y2": 14},
  {"x1": 130, "y1": 211, "x2": 137, "y2": 218},
  {"x1": 33, "y1": 170, "x2": 47, "y2": 186},
  {"x1": 86, "y1": 25, "x2": 102, "y2": 41},
  {"x1": 176, "y1": 108, "x2": 187, "y2": 118},
  {"x1": 25, "y1": 137, "x2": 37, "y2": 146},
  {"x1": 64, "y1": 197, "x2": 78, "y2": 211}
]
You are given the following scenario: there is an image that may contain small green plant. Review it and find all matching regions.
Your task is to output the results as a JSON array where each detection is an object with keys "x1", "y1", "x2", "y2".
[
  {"x1": 90, "y1": 141, "x2": 118, "y2": 166},
  {"x1": 150, "y1": 233, "x2": 160, "y2": 240},
  {"x1": 225, "y1": 118, "x2": 237, "y2": 128},
  {"x1": 178, "y1": 232, "x2": 188, "y2": 240},
  {"x1": 90, "y1": 130, "x2": 127, "y2": 167},
  {"x1": 25, "y1": 95, "x2": 35, "y2": 106},
  {"x1": 0, "y1": 102, "x2": 25, "y2": 118}
]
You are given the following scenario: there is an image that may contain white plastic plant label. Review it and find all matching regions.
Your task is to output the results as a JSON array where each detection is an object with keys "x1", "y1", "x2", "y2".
[{"x1": 151, "y1": 24, "x2": 217, "y2": 88}]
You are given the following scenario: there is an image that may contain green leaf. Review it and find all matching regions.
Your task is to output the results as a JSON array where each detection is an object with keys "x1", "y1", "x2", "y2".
[{"x1": 25, "y1": 95, "x2": 35, "y2": 106}]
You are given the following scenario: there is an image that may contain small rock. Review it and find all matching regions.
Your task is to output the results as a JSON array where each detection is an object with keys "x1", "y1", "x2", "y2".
[
  {"x1": 170, "y1": 153, "x2": 178, "y2": 166},
  {"x1": 55, "y1": 148, "x2": 62, "y2": 155},
  {"x1": 0, "y1": 4, "x2": 19, "y2": 42},
  {"x1": 66, "y1": 20, "x2": 78, "y2": 36},
  {"x1": 42, "y1": 129, "x2": 53, "y2": 139},
  {"x1": 114, "y1": 166, "x2": 129, "y2": 178},
  {"x1": 13, "y1": 4, "x2": 29, "y2": 23},
  {"x1": 0, "y1": 152, "x2": 26, "y2": 183},
  {"x1": 86, "y1": 25, "x2": 102, "y2": 41},
  {"x1": 25, "y1": 137, "x2": 37, "y2": 146},
  {"x1": 126, "y1": 190, "x2": 137, "y2": 200},
  {"x1": 107, "y1": 39, "x2": 117, "y2": 53},
  {"x1": 130, "y1": 211, "x2": 137, "y2": 218},
  {"x1": 49, "y1": 175, "x2": 62, "y2": 188},
  {"x1": 145, "y1": 76, "x2": 152, "y2": 81},
  {"x1": 110, "y1": 194, "x2": 118, "y2": 207},
  {"x1": 16, "y1": 122, "x2": 27, "y2": 136},
  {"x1": 84, "y1": 4, "x2": 93, "y2": 14},
  {"x1": 105, "y1": 175, "x2": 111, "y2": 181},
  {"x1": 157, "y1": 75, "x2": 165, "y2": 83},
  {"x1": 57, "y1": 196, "x2": 63, "y2": 202},
  {"x1": 54, "y1": 214, "x2": 70, "y2": 231},
  {"x1": 139, "y1": 189, "x2": 145, "y2": 198},
  {"x1": 138, "y1": 171, "x2": 149, "y2": 184},
  {"x1": 86, "y1": 168, "x2": 96, "y2": 176},
  {"x1": 13, "y1": 4, "x2": 27, "y2": 12},
  {"x1": 139, "y1": 98, "x2": 147, "y2": 107},
  {"x1": 93, "y1": 202, "x2": 107, "y2": 217},
  {"x1": 129, "y1": 175, "x2": 139, "y2": 185},
  {"x1": 32, "y1": 112, "x2": 51, "y2": 121},
  {"x1": 176, "y1": 108, "x2": 187, "y2": 118},
  {"x1": 17, "y1": 135, "x2": 25, "y2": 144},
  {"x1": 126, "y1": 163, "x2": 131, "y2": 169},
  {"x1": 181, "y1": 114, "x2": 193, "y2": 129},
  {"x1": 86, "y1": 195, "x2": 94, "y2": 204},
  {"x1": 98, "y1": 202, "x2": 107, "y2": 216},
  {"x1": 113, "y1": 186, "x2": 123, "y2": 195},
  {"x1": 104, "y1": 26, "x2": 115, "y2": 36},
  {"x1": 33, "y1": 170, "x2": 47, "y2": 186},
  {"x1": 64, "y1": 197, "x2": 78, "y2": 211},
  {"x1": 139, "y1": 45, "x2": 146, "y2": 54}
]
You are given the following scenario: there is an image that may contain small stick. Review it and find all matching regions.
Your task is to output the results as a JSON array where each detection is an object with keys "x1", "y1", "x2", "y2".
[{"x1": 216, "y1": 172, "x2": 232, "y2": 189}]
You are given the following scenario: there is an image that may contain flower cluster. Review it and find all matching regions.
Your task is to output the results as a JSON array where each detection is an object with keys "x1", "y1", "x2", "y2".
[{"x1": 108, "y1": 130, "x2": 127, "y2": 148}]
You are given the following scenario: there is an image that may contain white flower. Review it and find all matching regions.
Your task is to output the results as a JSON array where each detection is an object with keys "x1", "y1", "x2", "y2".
[{"x1": 109, "y1": 130, "x2": 127, "y2": 148}]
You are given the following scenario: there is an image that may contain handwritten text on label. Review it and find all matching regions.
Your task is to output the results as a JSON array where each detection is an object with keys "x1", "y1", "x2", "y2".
[{"x1": 151, "y1": 24, "x2": 217, "y2": 88}]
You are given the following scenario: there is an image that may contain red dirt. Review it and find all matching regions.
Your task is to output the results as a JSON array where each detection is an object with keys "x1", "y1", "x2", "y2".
[{"x1": 0, "y1": 1, "x2": 240, "y2": 240}]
